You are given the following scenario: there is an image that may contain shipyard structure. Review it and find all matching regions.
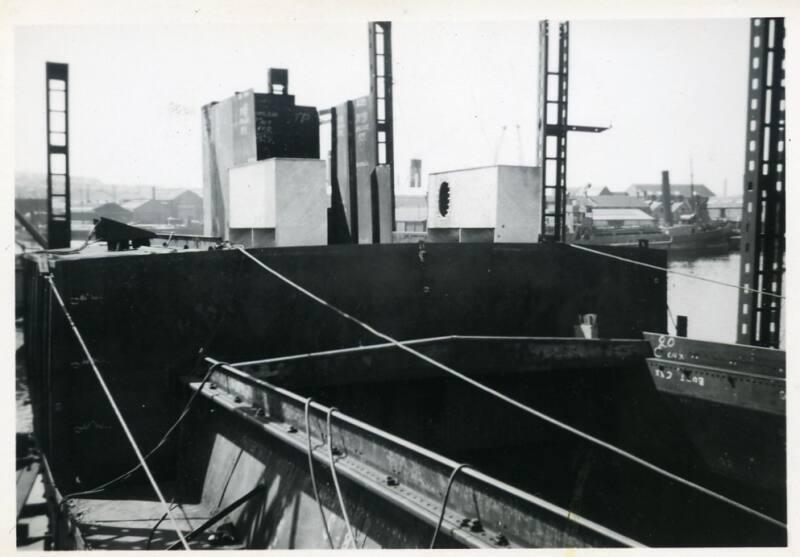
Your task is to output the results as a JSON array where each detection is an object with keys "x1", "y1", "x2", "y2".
[{"x1": 15, "y1": 19, "x2": 786, "y2": 550}]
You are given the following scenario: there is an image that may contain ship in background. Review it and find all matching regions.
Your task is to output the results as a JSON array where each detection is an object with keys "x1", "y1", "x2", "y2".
[{"x1": 567, "y1": 173, "x2": 737, "y2": 252}]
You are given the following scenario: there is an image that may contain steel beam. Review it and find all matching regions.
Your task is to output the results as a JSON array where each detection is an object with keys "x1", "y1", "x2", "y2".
[
  {"x1": 737, "y1": 18, "x2": 785, "y2": 348},
  {"x1": 199, "y1": 358, "x2": 640, "y2": 548},
  {"x1": 15, "y1": 209, "x2": 48, "y2": 249}
]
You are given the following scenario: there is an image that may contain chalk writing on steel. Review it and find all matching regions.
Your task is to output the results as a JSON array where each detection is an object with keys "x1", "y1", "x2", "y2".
[
  {"x1": 653, "y1": 367, "x2": 673, "y2": 380},
  {"x1": 74, "y1": 421, "x2": 112, "y2": 434},
  {"x1": 679, "y1": 373, "x2": 705, "y2": 387},
  {"x1": 69, "y1": 293, "x2": 104, "y2": 306},
  {"x1": 653, "y1": 334, "x2": 687, "y2": 361},
  {"x1": 652, "y1": 365, "x2": 705, "y2": 387}
]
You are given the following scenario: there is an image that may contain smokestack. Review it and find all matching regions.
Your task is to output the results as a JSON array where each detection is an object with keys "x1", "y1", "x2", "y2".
[
  {"x1": 151, "y1": 186, "x2": 156, "y2": 200},
  {"x1": 410, "y1": 159, "x2": 421, "y2": 189},
  {"x1": 661, "y1": 170, "x2": 673, "y2": 226}
]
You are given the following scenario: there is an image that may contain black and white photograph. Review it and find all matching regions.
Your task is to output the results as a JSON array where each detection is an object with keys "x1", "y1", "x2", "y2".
[{"x1": 7, "y1": 1, "x2": 794, "y2": 551}]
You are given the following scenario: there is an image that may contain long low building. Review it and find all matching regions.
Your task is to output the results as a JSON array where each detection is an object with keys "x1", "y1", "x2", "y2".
[{"x1": 708, "y1": 196, "x2": 743, "y2": 222}]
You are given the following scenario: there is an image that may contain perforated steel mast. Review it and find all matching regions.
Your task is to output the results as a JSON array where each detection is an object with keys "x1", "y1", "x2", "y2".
[
  {"x1": 46, "y1": 62, "x2": 71, "y2": 248},
  {"x1": 737, "y1": 18, "x2": 785, "y2": 348},
  {"x1": 537, "y1": 21, "x2": 607, "y2": 241},
  {"x1": 368, "y1": 21, "x2": 396, "y2": 231}
]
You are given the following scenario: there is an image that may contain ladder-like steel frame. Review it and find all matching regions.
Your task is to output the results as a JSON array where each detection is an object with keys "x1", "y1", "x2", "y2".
[
  {"x1": 538, "y1": 21, "x2": 569, "y2": 241},
  {"x1": 737, "y1": 18, "x2": 785, "y2": 348},
  {"x1": 46, "y1": 62, "x2": 71, "y2": 249},
  {"x1": 368, "y1": 21, "x2": 396, "y2": 231},
  {"x1": 538, "y1": 22, "x2": 608, "y2": 242}
]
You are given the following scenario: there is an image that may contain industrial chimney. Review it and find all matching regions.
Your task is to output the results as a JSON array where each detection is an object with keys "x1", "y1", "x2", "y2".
[
  {"x1": 661, "y1": 170, "x2": 673, "y2": 226},
  {"x1": 410, "y1": 159, "x2": 422, "y2": 189}
]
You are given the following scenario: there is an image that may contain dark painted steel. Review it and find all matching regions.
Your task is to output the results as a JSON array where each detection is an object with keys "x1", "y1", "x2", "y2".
[
  {"x1": 330, "y1": 96, "x2": 389, "y2": 244},
  {"x1": 22, "y1": 243, "x2": 667, "y2": 490},
  {"x1": 642, "y1": 331, "x2": 785, "y2": 378},
  {"x1": 369, "y1": 22, "x2": 395, "y2": 232},
  {"x1": 268, "y1": 68, "x2": 288, "y2": 94},
  {"x1": 236, "y1": 336, "x2": 653, "y2": 389},
  {"x1": 46, "y1": 62, "x2": 71, "y2": 249},
  {"x1": 327, "y1": 106, "x2": 352, "y2": 243},
  {"x1": 22, "y1": 241, "x2": 791, "y2": 545},
  {"x1": 201, "y1": 78, "x2": 319, "y2": 238},
  {"x1": 645, "y1": 358, "x2": 784, "y2": 415},
  {"x1": 737, "y1": 18, "x2": 785, "y2": 348},
  {"x1": 330, "y1": 101, "x2": 360, "y2": 242},
  {"x1": 676, "y1": 315, "x2": 687, "y2": 337},
  {"x1": 93, "y1": 217, "x2": 222, "y2": 251},
  {"x1": 661, "y1": 171, "x2": 673, "y2": 226},
  {"x1": 563, "y1": 125, "x2": 610, "y2": 133},
  {"x1": 94, "y1": 217, "x2": 156, "y2": 251},
  {"x1": 194, "y1": 361, "x2": 640, "y2": 547},
  {"x1": 642, "y1": 331, "x2": 785, "y2": 514},
  {"x1": 198, "y1": 342, "x2": 785, "y2": 546}
]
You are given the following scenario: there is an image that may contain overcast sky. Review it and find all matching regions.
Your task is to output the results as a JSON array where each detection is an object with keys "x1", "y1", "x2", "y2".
[{"x1": 14, "y1": 19, "x2": 750, "y2": 196}]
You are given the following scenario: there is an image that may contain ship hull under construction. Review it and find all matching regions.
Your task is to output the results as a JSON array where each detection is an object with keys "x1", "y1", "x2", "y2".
[{"x1": 18, "y1": 243, "x2": 786, "y2": 548}]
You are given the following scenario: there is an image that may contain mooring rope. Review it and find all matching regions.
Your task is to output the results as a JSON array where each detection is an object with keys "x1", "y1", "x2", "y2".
[
  {"x1": 568, "y1": 242, "x2": 785, "y2": 300},
  {"x1": 304, "y1": 398, "x2": 335, "y2": 549},
  {"x1": 146, "y1": 499, "x2": 178, "y2": 550},
  {"x1": 47, "y1": 276, "x2": 192, "y2": 550},
  {"x1": 430, "y1": 463, "x2": 471, "y2": 548},
  {"x1": 235, "y1": 246, "x2": 786, "y2": 529},
  {"x1": 666, "y1": 304, "x2": 678, "y2": 333},
  {"x1": 326, "y1": 407, "x2": 358, "y2": 548}
]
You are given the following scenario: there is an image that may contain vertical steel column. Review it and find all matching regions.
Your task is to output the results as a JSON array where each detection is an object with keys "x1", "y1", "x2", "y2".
[
  {"x1": 46, "y1": 62, "x2": 71, "y2": 249},
  {"x1": 554, "y1": 22, "x2": 570, "y2": 241},
  {"x1": 368, "y1": 21, "x2": 396, "y2": 232},
  {"x1": 538, "y1": 21, "x2": 566, "y2": 241},
  {"x1": 737, "y1": 18, "x2": 785, "y2": 348},
  {"x1": 538, "y1": 22, "x2": 607, "y2": 242},
  {"x1": 537, "y1": 20, "x2": 548, "y2": 197},
  {"x1": 538, "y1": 21, "x2": 570, "y2": 241}
]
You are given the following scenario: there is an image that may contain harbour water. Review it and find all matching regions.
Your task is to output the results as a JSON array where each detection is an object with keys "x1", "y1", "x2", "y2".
[{"x1": 667, "y1": 251, "x2": 785, "y2": 348}]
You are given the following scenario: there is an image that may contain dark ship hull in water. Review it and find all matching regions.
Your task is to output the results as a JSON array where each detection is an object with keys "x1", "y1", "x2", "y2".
[
  {"x1": 573, "y1": 223, "x2": 735, "y2": 253},
  {"x1": 18, "y1": 242, "x2": 786, "y2": 549}
]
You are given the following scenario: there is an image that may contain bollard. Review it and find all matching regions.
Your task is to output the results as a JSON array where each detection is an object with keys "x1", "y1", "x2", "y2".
[{"x1": 574, "y1": 314, "x2": 598, "y2": 339}]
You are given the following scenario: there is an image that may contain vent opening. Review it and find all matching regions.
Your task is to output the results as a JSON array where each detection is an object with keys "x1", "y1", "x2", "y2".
[{"x1": 438, "y1": 182, "x2": 450, "y2": 217}]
